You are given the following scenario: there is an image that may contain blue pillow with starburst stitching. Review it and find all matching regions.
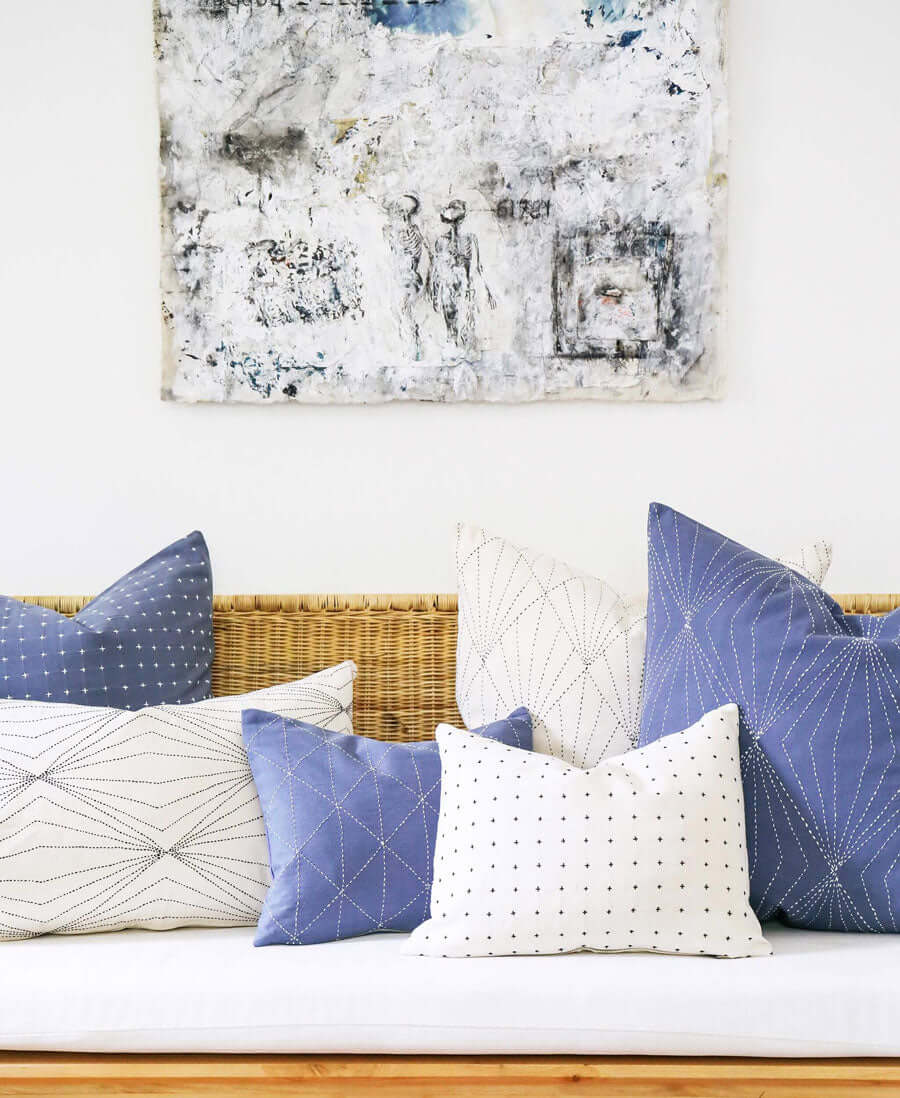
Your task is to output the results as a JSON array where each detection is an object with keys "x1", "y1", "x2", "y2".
[
  {"x1": 242, "y1": 707, "x2": 533, "y2": 945},
  {"x1": 639, "y1": 503, "x2": 900, "y2": 932},
  {"x1": 0, "y1": 532, "x2": 212, "y2": 709}
]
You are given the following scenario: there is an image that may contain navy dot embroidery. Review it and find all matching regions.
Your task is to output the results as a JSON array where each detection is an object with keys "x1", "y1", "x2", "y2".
[{"x1": 408, "y1": 706, "x2": 771, "y2": 961}]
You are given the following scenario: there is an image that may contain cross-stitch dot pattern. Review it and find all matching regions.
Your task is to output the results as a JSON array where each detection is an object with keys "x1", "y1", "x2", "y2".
[
  {"x1": 0, "y1": 532, "x2": 213, "y2": 710},
  {"x1": 406, "y1": 704, "x2": 770, "y2": 960}
]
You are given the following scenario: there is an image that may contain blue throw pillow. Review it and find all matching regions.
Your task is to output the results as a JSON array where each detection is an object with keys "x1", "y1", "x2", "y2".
[
  {"x1": 0, "y1": 532, "x2": 212, "y2": 709},
  {"x1": 639, "y1": 503, "x2": 900, "y2": 932},
  {"x1": 242, "y1": 707, "x2": 533, "y2": 945}
]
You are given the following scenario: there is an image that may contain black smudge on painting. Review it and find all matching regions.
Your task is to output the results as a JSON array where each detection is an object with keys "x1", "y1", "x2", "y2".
[{"x1": 221, "y1": 128, "x2": 307, "y2": 175}]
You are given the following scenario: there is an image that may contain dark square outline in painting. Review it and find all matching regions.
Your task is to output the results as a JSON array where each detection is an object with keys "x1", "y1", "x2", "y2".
[{"x1": 552, "y1": 220, "x2": 677, "y2": 364}]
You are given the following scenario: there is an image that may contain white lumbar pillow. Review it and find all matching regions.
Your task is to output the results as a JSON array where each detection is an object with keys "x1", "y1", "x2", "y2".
[
  {"x1": 0, "y1": 662, "x2": 355, "y2": 939},
  {"x1": 455, "y1": 524, "x2": 832, "y2": 767},
  {"x1": 406, "y1": 704, "x2": 771, "y2": 960}
]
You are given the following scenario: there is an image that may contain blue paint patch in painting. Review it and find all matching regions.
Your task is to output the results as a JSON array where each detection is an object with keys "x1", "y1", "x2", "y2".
[
  {"x1": 597, "y1": 0, "x2": 630, "y2": 22},
  {"x1": 618, "y1": 29, "x2": 643, "y2": 46},
  {"x1": 369, "y1": 0, "x2": 474, "y2": 36}
]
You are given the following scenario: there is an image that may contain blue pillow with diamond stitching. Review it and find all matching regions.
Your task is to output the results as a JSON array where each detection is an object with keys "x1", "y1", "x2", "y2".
[
  {"x1": 242, "y1": 707, "x2": 533, "y2": 945},
  {"x1": 639, "y1": 503, "x2": 899, "y2": 932}
]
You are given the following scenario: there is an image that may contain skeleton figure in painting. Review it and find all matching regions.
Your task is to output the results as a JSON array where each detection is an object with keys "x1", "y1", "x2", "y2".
[
  {"x1": 384, "y1": 193, "x2": 430, "y2": 359},
  {"x1": 429, "y1": 199, "x2": 496, "y2": 353}
]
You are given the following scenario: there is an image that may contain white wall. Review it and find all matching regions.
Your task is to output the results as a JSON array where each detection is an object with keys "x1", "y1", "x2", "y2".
[{"x1": 0, "y1": 0, "x2": 898, "y2": 596}]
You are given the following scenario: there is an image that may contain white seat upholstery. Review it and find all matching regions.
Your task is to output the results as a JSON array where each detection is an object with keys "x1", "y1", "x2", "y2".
[{"x1": 1, "y1": 925, "x2": 898, "y2": 1056}]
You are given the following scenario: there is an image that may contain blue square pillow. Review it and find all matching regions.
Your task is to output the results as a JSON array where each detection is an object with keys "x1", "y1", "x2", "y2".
[
  {"x1": 639, "y1": 503, "x2": 900, "y2": 932},
  {"x1": 0, "y1": 531, "x2": 213, "y2": 709},
  {"x1": 242, "y1": 707, "x2": 533, "y2": 945}
]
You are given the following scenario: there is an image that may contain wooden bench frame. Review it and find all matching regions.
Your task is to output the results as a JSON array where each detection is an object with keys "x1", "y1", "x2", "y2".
[{"x1": 2, "y1": 1053, "x2": 900, "y2": 1096}]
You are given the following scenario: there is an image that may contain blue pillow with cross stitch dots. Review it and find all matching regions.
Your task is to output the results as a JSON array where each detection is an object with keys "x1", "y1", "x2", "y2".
[{"x1": 0, "y1": 532, "x2": 213, "y2": 709}]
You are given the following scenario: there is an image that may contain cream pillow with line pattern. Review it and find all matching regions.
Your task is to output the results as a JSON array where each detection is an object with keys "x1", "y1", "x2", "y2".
[{"x1": 0, "y1": 661, "x2": 355, "y2": 940}]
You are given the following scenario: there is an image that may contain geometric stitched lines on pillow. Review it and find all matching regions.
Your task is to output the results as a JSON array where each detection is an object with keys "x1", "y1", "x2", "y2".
[
  {"x1": 639, "y1": 503, "x2": 896, "y2": 932},
  {"x1": 456, "y1": 523, "x2": 647, "y2": 767},
  {"x1": 0, "y1": 662, "x2": 356, "y2": 939},
  {"x1": 242, "y1": 708, "x2": 533, "y2": 946},
  {"x1": 456, "y1": 522, "x2": 832, "y2": 770}
]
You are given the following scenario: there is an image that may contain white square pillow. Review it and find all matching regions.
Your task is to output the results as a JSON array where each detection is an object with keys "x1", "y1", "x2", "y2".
[
  {"x1": 455, "y1": 524, "x2": 832, "y2": 767},
  {"x1": 406, "y1": 704, "x2": 771, "y2": 960},
  {"x1": 0, "y1": 662, "x2": 355, "y2": 939}
]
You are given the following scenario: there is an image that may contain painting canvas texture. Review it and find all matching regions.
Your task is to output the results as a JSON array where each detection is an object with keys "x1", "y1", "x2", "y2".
[{"x1": 156, "y1": 0, "x2": 727, "y2": 404}]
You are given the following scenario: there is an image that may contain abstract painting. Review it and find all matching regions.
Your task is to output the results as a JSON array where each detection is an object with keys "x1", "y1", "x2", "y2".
[{"x1": 156, "y1": 0, "x2": 727, "y2": 403}]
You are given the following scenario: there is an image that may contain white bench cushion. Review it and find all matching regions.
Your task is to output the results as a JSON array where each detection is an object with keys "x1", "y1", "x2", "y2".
[{"x1": 0, "y1": 925, "x2": 898, "y2": 1056}]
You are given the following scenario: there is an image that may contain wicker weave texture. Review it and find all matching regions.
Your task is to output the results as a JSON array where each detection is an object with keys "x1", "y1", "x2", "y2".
[{"x1": 19, "y1": 593, "x2": 900, "y2": 741}]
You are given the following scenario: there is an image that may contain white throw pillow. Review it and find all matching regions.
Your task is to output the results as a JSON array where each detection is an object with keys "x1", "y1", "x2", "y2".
[
  {"x1": 0, "y1": 662, "x2": 355, "y2": 939},
  {"x1": 406, "y1": 704, "x2": 771, "y2": 960},
  {"x1": 455, "y1": 524, "x2": 832, "y2": 766}
]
